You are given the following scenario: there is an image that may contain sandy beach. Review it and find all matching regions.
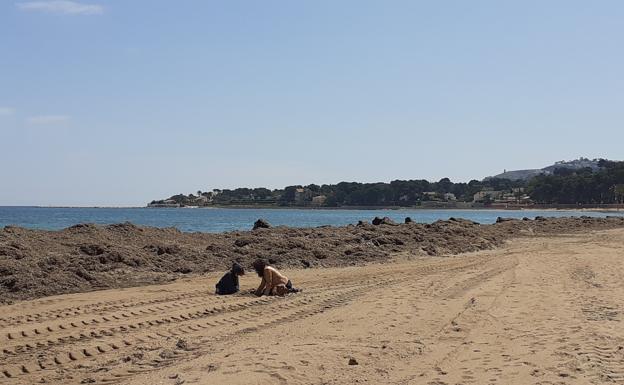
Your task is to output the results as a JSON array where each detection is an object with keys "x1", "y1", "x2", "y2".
[{"x1": 1, "y1": 228, "x2": 623, "y2": 384}]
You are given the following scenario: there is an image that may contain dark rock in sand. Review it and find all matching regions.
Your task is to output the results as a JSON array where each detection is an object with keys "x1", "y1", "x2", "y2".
[
  {"x1": 348, "y1": 357, "x2": 359, "y2": 365},
  {"x1": 253, "y1": 219, "x2": 271, "y2": 230},
  {"x1": 382, "y1": 217, "x2": 397, "y2": 225},
  {"x1": 496, "y1": 217, "x2": 517, "y2": 223},
  {"x1": 176, "y1": 338, "x2": 190, "y2": 350},
  {"x1": 372, "y1": 217, "x2": 397, "y2": 226}
]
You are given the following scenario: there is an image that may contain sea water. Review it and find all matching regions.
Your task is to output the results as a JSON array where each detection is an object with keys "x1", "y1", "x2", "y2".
[{"x1": 0, "y1": 206, "x2": 622, "y2": 233}]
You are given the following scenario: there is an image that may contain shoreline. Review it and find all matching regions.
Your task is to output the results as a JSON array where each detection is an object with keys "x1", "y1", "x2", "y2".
[
  {"x1": 2, "y1": 216, "x2": 624, "y2": 304},
  {"x1": 2, "y1": 204, "x2": 623, "y2": 212}
]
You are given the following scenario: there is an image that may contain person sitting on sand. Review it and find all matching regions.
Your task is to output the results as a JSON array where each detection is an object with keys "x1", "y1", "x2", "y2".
[
  {"x1": 215, "y1": 262, "x2": 244, "y2": 295},
  {"x1": 253, "y1": 259, "x2": 298, "y2": 296}
]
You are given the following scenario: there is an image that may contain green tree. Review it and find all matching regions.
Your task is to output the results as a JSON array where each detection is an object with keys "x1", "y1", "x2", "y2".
[{"x1": 614, "y1": 184, "x2": 624, "y2": 204}]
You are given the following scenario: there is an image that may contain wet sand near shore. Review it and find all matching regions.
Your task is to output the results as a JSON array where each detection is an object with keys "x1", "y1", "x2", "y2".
[{"x1": 2, "y1": 229, "x2": 624, "y2": 384}]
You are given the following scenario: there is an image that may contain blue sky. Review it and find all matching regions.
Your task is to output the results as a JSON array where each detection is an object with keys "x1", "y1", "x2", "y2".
[{"x1": 1, "y1": 1, "x2": 623, "y2": 206}]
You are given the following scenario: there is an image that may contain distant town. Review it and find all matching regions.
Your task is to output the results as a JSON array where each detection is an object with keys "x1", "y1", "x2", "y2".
[{"x1": 148, "y1": 158, "x2": 624, "y2": 209}]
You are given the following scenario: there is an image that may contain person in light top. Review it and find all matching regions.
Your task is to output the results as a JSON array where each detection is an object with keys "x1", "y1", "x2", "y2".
[{"x1": 252, "y1": 259, "x2": 299, "y2": 296}]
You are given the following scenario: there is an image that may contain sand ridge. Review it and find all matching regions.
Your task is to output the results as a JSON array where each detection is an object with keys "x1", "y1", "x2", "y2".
[{"x1": 2, "y1": 228, "x2": 624, "y2": 384}]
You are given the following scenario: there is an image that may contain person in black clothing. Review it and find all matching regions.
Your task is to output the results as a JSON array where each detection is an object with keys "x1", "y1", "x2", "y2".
[{"x1": 215, "y1": 262, "x2": 245, "y2": 295}]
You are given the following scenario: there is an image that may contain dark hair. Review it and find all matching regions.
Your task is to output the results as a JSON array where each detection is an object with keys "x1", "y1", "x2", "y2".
[
  {"x1": 231, "y1": 262, "x2": 244, "y2": 275},
  {"x1": 252, "y1": 259, "x2": 267, "y2": 277}
]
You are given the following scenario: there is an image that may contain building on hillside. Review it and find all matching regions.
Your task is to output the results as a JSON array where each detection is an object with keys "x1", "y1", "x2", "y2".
[
  {"x1": 194, "y1": 195, "x2": 208, "y2": 204},
  {"x1": 311, "y1": 195, "x2": 327, "y2": 206},
  {"x1": 422, "y1": 191, "x2": 439, "y2": 201},
  {"x1": 294, "y1": 188, "x2": 313, "y2": 204},
  {"x1": 512, "y1": 187, "x2": 525, "y2": 194},
  {"x1": 473, "y1": 190, "x2": 503, "y2": 202},
  {"x1": 443, "y1": 193, "x2": 457, "y2": 201}
]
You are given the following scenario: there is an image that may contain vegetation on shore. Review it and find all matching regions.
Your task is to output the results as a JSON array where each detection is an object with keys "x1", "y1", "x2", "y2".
[
  {"x1": 149, "y1": 159, "x2": 624, "y2": 208},
  {"x1": 528, "y1": 160, "x2": 624, "y2": 204}
]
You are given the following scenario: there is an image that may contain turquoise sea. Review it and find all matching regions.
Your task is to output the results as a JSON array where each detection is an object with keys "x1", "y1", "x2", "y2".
[{"x1": 1, "y1": 206, "x2": 622, "y2": 233}]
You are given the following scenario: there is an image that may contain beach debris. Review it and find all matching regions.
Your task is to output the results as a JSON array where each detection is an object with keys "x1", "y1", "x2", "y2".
[
  {"x1": 405, "y1": 217, "x2": 413, "y2": 223},
  {"x1": 348, "y1": 357, "x2": 359, "y2": 365},
  {"x1": 79, "y1": 244, "x2": 106, "y2": 256},
  {"x1": 143, "y1": 244, "x2": 182, "y2": 255},
  {"x1": 159, "y1": 349, "x2": 175, "y2": 359},
  {"x1": 160, "y1": 245, "x2": 181, "y2": 255},
  {"x1": 174, "y1": 266, "x2": 193, "y2": 274},
  {"x1": 372, "y1": 216, "x2": 397, "y2": 226},
  {"x1": 234, "y1": 238, "x2": 252, "y2": 247},
  {"x1": 2, "y1": 216, "x2": 624, "y2": 303},
  {"x1": 252, "y1": 218, "x2": 271, "y2": 230},
  {"x1": 176, "y1": 338, "x2": 190, "y2": 351}
]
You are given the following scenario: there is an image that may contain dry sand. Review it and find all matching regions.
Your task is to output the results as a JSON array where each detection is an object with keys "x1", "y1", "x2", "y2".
[{"x1": 2, "y1": 228, "x2": 624, "y2": 384}]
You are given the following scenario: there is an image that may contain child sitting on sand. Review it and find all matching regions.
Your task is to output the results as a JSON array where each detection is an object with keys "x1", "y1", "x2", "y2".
[
  {"x1": 215, "y1": 262, "x2": 245, "y2": 295},
  {"x1": 253, "y1": 259, "x2": 299, "y2": 296}
]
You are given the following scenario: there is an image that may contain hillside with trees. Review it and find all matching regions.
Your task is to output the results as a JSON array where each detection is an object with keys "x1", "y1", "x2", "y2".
[
  {"x1": 148, "y1": 159, "x2": 624, "y2": 208},
  {"x1": 487, "y1": 158, "x2": 602, "y2": 181},
  {"x1": 527, "y1": 160, "x2": 624, "y2": 204}
]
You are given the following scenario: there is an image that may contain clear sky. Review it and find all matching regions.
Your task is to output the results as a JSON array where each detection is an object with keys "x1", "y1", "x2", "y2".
[{"x1": 1, "y1": 1, "x2": 623, "y2": 206}]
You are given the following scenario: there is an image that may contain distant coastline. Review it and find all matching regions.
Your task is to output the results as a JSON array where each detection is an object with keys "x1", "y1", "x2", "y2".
[
  {"x1": 2, "y1": 205, "x2": 622, "y2": 212},
  {"x1": 165, "y1": 204, "x2": 624, "y2": 212},
  {"x1": 148, "y1": 159, "x2": 624, "y2": 210}
]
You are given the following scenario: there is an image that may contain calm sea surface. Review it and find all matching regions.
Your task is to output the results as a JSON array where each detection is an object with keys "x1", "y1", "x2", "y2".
[{"x1": 1, "y1": 207, "x2": 623, "y2": 233}]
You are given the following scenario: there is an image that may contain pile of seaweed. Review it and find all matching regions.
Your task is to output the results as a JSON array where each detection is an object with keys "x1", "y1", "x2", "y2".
[{"x1": 1, "y1": 215, "x2": 623, "y2": 303}]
